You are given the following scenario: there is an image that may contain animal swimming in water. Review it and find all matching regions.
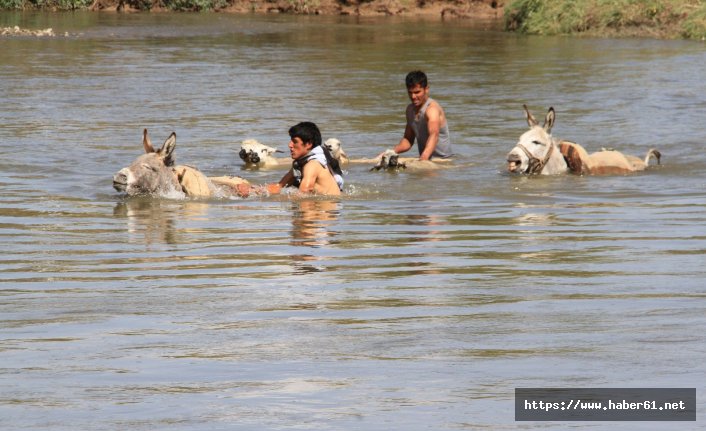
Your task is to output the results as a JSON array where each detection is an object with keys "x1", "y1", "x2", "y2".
[
  {"x1": 113, "y1": 129, "x2": 248, "y2": 198},
  {"x1": 371, "y1": 149, "x2": 406, "y2": 171},
  {"x1": 506, "y1": 105, "x2": 661, "y2": 175},
  {"x1": 238, "y1": 137, "x2": 349, "y2": 169},
  {"x1": 323, "y1": 138, "x2": 350, "y2": 166},
  {"x1": 238, "y1": 139, "x2": 286, "y2": 168},
  {"x1": 368, "y1": 149, "x2": 452, "y2": 171}
]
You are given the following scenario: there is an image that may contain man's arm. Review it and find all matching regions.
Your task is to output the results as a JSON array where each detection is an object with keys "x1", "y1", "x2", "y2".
[
  {"x1": 391, "y1": 104, "x2": 416, "y2": 155},
  {"x1": 393, "y1": 123, "x2": 415, "y2": 155},
  {"x1": 236, "y1": 169, "x2": 294, "y2": 197},
  {"x1": 298, "y1": 162, "x2": 323, "y2": 194},
  {"x1": 419, "y1": 104, "x2": 441, "y2": 161},
  {"x1": 277, "y1": 169, "x2": 295, "y2": 189}
]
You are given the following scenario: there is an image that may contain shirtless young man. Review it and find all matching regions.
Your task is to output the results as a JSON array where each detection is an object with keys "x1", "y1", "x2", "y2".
[
  {"x1": 237, "y1": 122, "x2": 343, "y2": 197},
  {"x1": 391, "y1": 70, "x2": 453, "y2": 160}
]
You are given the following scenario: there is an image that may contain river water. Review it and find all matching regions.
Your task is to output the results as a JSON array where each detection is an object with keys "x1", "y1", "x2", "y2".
[{"x1": 1, "y1": 11, "x2": 705, "y2": 431}]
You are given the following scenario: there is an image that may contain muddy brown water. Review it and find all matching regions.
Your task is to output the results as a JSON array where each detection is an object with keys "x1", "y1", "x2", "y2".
[{"x1": 1, "y1": 11, "x2": 705, "y2": 430}]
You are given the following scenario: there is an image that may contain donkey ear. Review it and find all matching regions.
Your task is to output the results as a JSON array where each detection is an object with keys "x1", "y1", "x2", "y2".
[
  {"x1": 143, "y1": 128, "x2": 155, "y2": 153},
  {"x1": 158, "y1": 132, "x2": 177, "y2": 167},
  {"x1": 543, "y1": 107, "x2": 556, "y2": 133},
  {"x1": 523, "y1": 104, "x2": 538, "y2": 127}
]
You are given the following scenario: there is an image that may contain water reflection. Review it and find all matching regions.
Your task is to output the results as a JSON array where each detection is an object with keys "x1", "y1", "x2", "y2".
[
  {"x1": 288, "y1": 199, "x2": 340, "y2": 274},
  {"x1": 514, "y1": 211, "x2": 558, "y2": 228},
  {"x1": 290, "y1": 199, "x2": 340, "y2": 248},
  {"x1": 113, "y1": 198, "x2": 208, "y2": 246}
]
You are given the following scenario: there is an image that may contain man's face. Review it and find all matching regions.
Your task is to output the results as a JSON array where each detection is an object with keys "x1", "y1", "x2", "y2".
[
  {"x1": 289, "y1": 137, "x2": 312, "y2": 160},
  {"x1": 407, "y1": 83, "x2": 429, "y2": 108}
]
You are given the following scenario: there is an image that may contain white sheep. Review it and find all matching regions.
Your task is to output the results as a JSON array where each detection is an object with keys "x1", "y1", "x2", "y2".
[
  {"x1": 324, "y1": 138, "x2": 349, "y2": 165},
  {"x1": 238, "y1": 139, "x2": 286, "y2": 168}
]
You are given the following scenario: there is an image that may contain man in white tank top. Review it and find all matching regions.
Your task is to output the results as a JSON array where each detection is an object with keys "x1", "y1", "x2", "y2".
[{"x1": 391, "y1": 70, "x2": 453, "y2": 160}]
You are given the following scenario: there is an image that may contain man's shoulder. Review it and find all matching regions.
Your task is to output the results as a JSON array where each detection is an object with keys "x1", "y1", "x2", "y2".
[
  {"x1": 302, "y1": 157, "x2": 326, "y2": 173},
  {"x1": 427, "y1": 98, "x2": 444, "y2": 111},
  {"x1": 424, "y1": 100, "x2": 444, "y2": 118}
]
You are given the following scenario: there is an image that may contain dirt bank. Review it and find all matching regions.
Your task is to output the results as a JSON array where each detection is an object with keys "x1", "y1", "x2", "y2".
[
  {"x1": 224, "y1": 0, "x2": 503, "y2": 20},
  {"x1": 89, "y1": 0, "x2": 505, "y2": 21}
]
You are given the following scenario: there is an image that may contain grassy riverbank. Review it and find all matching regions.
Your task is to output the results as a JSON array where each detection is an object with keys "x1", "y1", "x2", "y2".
[{"x1": 505, "y1": 0, "x2": 706, "y2": 40}]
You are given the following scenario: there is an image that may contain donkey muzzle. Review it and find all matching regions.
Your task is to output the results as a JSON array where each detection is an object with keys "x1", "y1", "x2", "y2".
[
  {"x1": 113, "y1": 170, "x2": 128, "y2": 192},
  {"x1": 507, "y1": 153, "x2": 522, "y2": 172}
]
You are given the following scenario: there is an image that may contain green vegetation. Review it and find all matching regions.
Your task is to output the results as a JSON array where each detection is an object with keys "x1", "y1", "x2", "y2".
[
  {"x1": 165, "y1": 0, "x2": 227, "y2": 11},
  {"x1": 505, "y1": 0, "x2": 706, "y2": 40}
]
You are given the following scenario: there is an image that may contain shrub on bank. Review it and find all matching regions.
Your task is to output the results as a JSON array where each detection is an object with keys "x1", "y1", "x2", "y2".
[
  {"x1": 682, "y1": 4, "x2": 706, "y2": 39},
  {"x1": 505, "y1": 0, "x2": 706, "y2": 40}
]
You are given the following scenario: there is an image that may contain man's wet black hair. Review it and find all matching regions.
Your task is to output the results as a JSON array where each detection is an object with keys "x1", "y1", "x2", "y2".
[
  {"x1": 405, "y1": 70, "x2": 428, "y2": 89},
  {"x1": 289, "y1": 122, "x2": 322, "y2": 148},
  {"x1": 289, "y1": 121, "x2": 343, "y2": 177}
]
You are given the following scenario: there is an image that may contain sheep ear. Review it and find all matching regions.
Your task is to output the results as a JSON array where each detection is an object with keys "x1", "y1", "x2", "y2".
[
  {"x1": 158, "y1": 132, "x2": 176, "y2": 167},
  {"x1": 143, "y1": 129, "x2": 155, "y2": 153},
  {"x1": 543, "y1": 107, "x2": 556, "y2": 133},
  {"x1": 523, "y1": 104, "x2": 538, "y2": 127}
]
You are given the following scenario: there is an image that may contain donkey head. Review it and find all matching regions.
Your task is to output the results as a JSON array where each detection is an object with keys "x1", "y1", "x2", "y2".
[
  {"x1": 507, "y1": 105, "x2": 557, "y2": 174},
  {"x1": 113, "y1": 129, "x2": 182, "y2": 196}
]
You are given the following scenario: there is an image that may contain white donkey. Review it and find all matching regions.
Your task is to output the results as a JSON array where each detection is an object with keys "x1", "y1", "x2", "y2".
[{"x1": 507, "y1": 105, "x2": 660, "y2": 175}]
